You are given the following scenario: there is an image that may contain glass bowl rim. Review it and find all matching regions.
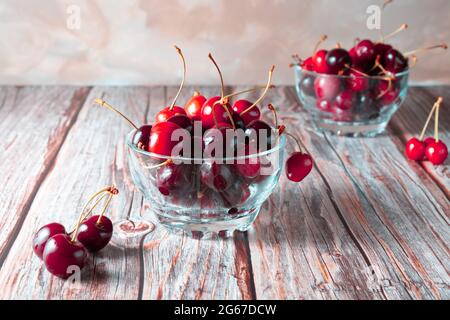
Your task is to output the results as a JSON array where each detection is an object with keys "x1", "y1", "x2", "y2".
[
  {"x1": 126, "y1": 129, "x2": 286, "y2": 162},
  {"x1": 294, "y1": 64, "x2": 410, "y2": 80}
]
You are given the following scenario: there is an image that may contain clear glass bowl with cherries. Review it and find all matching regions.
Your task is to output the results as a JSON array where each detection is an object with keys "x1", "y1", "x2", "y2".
[
  {"x1": 95, "y1": 48, "x2": 314, "y2": 238},
  {"x1": 293, "y1": 31, "x2": 447, "y2": 137}
]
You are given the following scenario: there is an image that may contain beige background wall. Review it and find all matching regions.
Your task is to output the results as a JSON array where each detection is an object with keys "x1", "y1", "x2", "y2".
[{"x1": 1, "y1": 0, "x2": 449, "y2": 85}]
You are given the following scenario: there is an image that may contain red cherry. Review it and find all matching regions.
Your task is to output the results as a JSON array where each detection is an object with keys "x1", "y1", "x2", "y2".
[
  {"x1": 200, "y1": 162, "x2": 234, "y2": 191},
  {"x1": 326, "y1": 48, "x2": 352, "y2": 74},
  {"x1": 166, "y1": 114, "x2": 193, "y2": 132},
  {"x1": 347, "y1": 69, "x2": 369, "y2": 92},
  {"x1": 245, "y1": 120, "x2": 274, "y2": 151},
  {"x1": 233, "y1": 146, "x2": 261, "y2": 180},
  {"x1": 232, "y1": 99, "x2": 261, "y2": 126},
  {"x1": 312, "y1": 50, "x2": 329, "y2": 73},
  {"x1": 184, "y1": 92, "x2": 207, "y2": 121},
  {"x1": 33, "y1": 223, "x2": 66, "y2": 259},
  {"x1": 334, "y1": 90, "x2": 355, "y2": 111},
  {"x1": 374, "y1": 80, "x2": 400, "y2": 105},
  {"x1": 301, "y1": 57, "x2": 315, "y2": 71},
  {"x1": 77, "y1": 215, "x2": 113, "y2": 252},
  {"x1": 314, "y1": 76, "x2": 342, "y2": 100},
  {"x1": 425, "y1": 140, "x2": 448, "y2": 165},
  {"x1": 148, "y1": 121, "x2": 184, "y2": 156},
  {"x1": 374, "y1": 43, "x2": 393, "y2": 56},
  {"x1": 156, "y1": 162, "x2": 192, "y2": 196},
  {"x1": 201, "y1": 96, "x2": 233, "y2": 129},
  {"x1": 424, "y1": 137, "x2": 435, "y2": 147},
  {"x1": 43, "y1": 234, "x2": 87, "y2": 279},
  {"x1": 155, "y1": 106, "x2": 186, "y2": 123},
  {"x1": 352, "y1": 39, "x2": 376, "y2": 69},
  {"x1": 286, "y1": 152, "x2": 313, "y2": 182},
  {"x1": 405, "y1": 138, "x2": 426, "y2": 161},
  {"x1": 382, "y1": 49, "x2": 409, "y2": 74},
  {"x1": 316, "y1": 99, "x2": 332, "y2": 112},
  {"x1": 133, "y1": 125, "x2": 152, "y2": 150}
]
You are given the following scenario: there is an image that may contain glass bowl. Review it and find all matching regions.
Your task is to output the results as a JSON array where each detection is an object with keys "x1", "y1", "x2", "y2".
[
  {"x1": 127, "y1": 130, "x2": 286, "y2": 238},
  {"x1": 294, "y1": 66, "x2": 409, "y2": 137}
]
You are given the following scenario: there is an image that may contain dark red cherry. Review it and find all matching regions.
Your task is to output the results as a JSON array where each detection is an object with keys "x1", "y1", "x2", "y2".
[
  {"x1": 232, "y1": 99, "x2": 261, "y2": 126},
  {"x1": 301, "y1": 56, "x2": 315, "y2": 71},
  {"x1": 405, "y1": 138, "x2": 426, "y2": 161},
  {"x1": 167, "y1": 114, "x2": 193, "y2": 132},
  {"x1": 43, "y1": 234, "x2": 87, "y2": 279},
  {"x1": 156, "y1": 162, "x2": 192, "y2": 196},
  {"x1": 316, "y1": 99, "x2": 332, "y2": 112},
  {"x1": 155, "y1": 106, "x2": 186, "y2": 123},
  {"x1": 233, "y1": 146, "x2": 261, "y2": 180},
  {"x1": 299, "y1": 75, "x2": 316, "y2": 97},
  {"x1": 286, "y1": 152, "x2": 313, "y2": 182},
  {"x1": 375, "y1": 80, "x2": 400, "y2": 105},
  {"x1": 33, "y1": 223, "x2": 66, "y2": 259},
  {"x1": 200, "y1": 162, "x2": 234, "y2": 191},
  {"x1": 148, "y1": 121, "x2": 185, "y2": 156},
  {"x1": 382, "y1": 49, "x2": 408, "y2": 74},
  {"x1": 232, "y1": 112, "x2": 246, "y2": 129},
  {"x1": 133, "y1": 125, "x2": 152, "y2": 150},
  {"x1": 334, "y1": 90, "x2": 355, "y2": 110},
  {"x1": 245, "y1": 120, "x2": 274, "y2": 151},
  {"x1": 425, "y1": 140, "x2": 448, "y2": 165},
  {"x1": 312, "y1": 50, "x2": 329, "y2": 74},
  {"x1": 314, "y1": 76, "x2": 342, "y2": 100},
  {"x1": 77, "y1": 215, "x2": 113, "y2": 252},
  {"x1": 203, "y1": 124, "x2": 236, "y2": 157},
  {"x1": 352, "y1": 40, "x2": 376, "y2": 69},
  {"x1": 326, "y1": 48, "x2": 352, "y2": 74},
  {"x1": 221, "y1": 181, "x2": 251, "y2": 207},
  {"x1": 424, "y1": 137, "x2": 435, "y2": 147},
  {"x1": 374, "y1": 43, "x2": 393, "y2": 56},
  {"x1": 347, "y1": 69, "x2": 369, "y2": 92},
  {"x1": 184, "y1": 92, "x2": 207, "y2": 121},
  {"x1": 201, "y1": 96, "x2": 233, "y2": 129}
]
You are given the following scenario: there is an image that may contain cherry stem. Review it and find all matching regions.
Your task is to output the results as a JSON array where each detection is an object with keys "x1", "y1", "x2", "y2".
[
  {"x1": 379, "y1": 0, "x2": 393, "y2": 42},
  {"x1": 241, "y1": 65, "x2": 275, "y2": 116},
  {"x1": 335, "y1": 42, "x2": 342, "y2": 49},
  {"x1": 434, "y1": 97, "x2": 443, "y2": 142},
  {"x1": 381, "y1": 23, "x2": 408, "y2": 42},
  {"x1": 383, "y1": 0, "x2": 393, "y2": 9},
  {"x1": 71, "y1": 186, "x2": 118, "y2": 242},
  {"x1": 222, "y1": 85, "x2": 275, "y2": 101},
  {"x1": 212, "y1": 99, "x2": 236, "y2": 129},
  {"x1": 267, "y1": 104, "x2": 278, "y2": 129},
  {"x1": 345, "y1": 64, "x2": 370, "y2": 77},
  {"x1": 284, "y1": 131, "x2": 304, "y2": 154},
  {"x1": 69, "y1": 192, "x2": 110, "y2": 235},
  {"x1": 208, "y1": 53, "x2": 225, "y2": 99},
  {"x1": 404, "y1": 43, "x2": 448, "y2": 57},
  {"x1": 313, "y1": 35, "x2": 328, "y2": 55},
  {"x1": 94, "y1": 99, "x2": 138, "y2": 130},
  {"x1": 96, "y1": 193, "x2": 114, "y2": 225},
  {"x1": 144, "y1": 159, "x2": 172, "y2": 170},
  {"x1": 419, "y1": 97, "x2": 443, "y2": 141},
  {"x1": 170, "y1": 46, "x2": 186, "y2": 110}
]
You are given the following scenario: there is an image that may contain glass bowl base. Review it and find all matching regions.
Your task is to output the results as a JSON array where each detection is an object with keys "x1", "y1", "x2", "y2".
[
  {"x1": 313, "y1": 117, "x2": 389, "y2": 137},
  {"x1": 146, "y1": 206, "x2": 261, "y2": 239}
]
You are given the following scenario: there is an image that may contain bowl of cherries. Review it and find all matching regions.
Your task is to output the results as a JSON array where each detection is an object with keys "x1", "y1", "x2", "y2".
[
  {"x1": 95, "y1": 47, "x2": 313, "y2": 239},
  {"x1": 293, "y1": 23, "x2": 447, "y2": 137}
]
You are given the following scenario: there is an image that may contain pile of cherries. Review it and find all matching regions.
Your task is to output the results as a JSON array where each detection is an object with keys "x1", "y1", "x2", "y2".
[
  {"x1": 95, "y1": 47, "x2": 313, "y2": 209},
  {"x1": 293, "y1": 2, "x2": 447, "y2": 120},
  {"x1": 32, "y1": 187, "x2": 118, "y2": 279},
  {"x1": 406, "y1": 97, "x2": 448, "y2": 165}
]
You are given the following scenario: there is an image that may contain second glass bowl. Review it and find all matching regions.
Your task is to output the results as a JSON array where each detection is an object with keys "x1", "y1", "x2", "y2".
[{"x1": 294, "y1": 66, "x2": 409, "y2": 137}]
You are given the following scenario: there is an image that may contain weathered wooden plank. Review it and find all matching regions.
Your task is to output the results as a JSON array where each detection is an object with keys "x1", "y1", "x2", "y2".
[
  {"x1": 390, "y1": 86, "x2": 450, "y2": 197},
  {"x1": 139, "y1": 86, "x2": 255, "y2": 300},
  {"x1": 0, "y1": 87, "x2": 150, "y2": 299},
  {"x1": 235, "y1": 86, "x2": 393, "y2": 300},
  {"x1": 247, "y1": 86, "x2": 449, "y2": 299},
  {"x1": 0, "y1": 86, "x2": 90, "y2": 267}
]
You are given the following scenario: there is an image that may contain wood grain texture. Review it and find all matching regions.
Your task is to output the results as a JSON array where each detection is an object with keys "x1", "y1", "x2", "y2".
[
  {"x1": 0, "y1": 87, "x2": 148, "y2": 299},
  {"x1": 0, "y1": 86, "x2": 90, "y2": 267},
  {"x1": 245, "y1": 86, "x2": 449, "y2": 300},
  {"x1": 0, "y1": 85, "x2": 448, "y2": 300}
]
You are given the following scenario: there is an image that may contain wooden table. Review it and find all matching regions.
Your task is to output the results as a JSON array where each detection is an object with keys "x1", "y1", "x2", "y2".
[{"x1": 0, "y1": 85, "x2": 448, "y2": 300}]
